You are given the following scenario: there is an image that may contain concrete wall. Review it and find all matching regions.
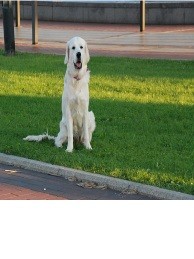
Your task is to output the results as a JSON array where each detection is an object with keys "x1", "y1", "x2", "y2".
[
  {"x1": 0, "y1": 1, "x2": 194, "y2": 25},
  {"x1": 147, "y1": 2, "x2": 194, "y2": 25},
  {"x1": 19, "y1": 1, "x2": 140, "y2": 24}
]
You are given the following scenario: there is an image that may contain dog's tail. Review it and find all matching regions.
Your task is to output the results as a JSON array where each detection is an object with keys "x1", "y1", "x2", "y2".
[
  {"x1": 23, "y1": 130, "x2": 55, "y2": 142},
  {"x1": 89, "y1": 111, "x2": 96, "y2": 133}
]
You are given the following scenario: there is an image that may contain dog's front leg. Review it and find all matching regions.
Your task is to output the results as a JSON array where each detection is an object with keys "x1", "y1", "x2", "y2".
[
  {"x1": 66, "y1": 108, "x2": 74, "y2": 152},
  {"x1": 83, "y1": 111, "x2": 92, "y2": 150}
]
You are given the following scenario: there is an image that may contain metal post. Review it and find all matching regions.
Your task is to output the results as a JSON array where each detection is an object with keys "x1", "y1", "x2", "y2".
[
  {"x1": 2, "y1": 1, "x2": 15, "y2": 55},
  {"x1": 15, "y1": 0, "x2": 20, "y2": 27},
  {"x1": 140, "y1": 0, "x2": 145, "y2": 32},
  {"x1": 32, "y1": 0, "x2": 38, "y2": 45}
]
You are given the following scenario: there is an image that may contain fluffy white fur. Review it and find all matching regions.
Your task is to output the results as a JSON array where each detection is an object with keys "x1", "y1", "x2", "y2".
[{"x1": 23, "y1": 37, "x2": 96, "y2": 152}]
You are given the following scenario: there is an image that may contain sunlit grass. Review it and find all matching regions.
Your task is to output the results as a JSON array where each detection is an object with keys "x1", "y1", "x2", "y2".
[{"x1": 0, "y1": 50, "x2": 194, "y2": 194}]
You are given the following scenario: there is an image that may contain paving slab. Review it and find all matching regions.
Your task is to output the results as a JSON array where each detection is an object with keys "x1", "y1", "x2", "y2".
[{"x1": 0, "y1": 20, "x2": 194, "y2": 59}]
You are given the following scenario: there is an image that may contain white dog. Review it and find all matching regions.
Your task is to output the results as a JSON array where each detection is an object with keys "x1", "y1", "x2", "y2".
[{"x1": 24, "y1": 37, "x2": 96, "y2": 152}]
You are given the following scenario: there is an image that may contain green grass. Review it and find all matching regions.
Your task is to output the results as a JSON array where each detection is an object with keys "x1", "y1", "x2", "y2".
[{"x1": 0, "y1": 50, "x2": 194, "y2": 195}]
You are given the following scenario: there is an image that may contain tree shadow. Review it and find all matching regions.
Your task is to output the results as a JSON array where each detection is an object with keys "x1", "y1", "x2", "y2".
[{"x1": 1, "y1": 94, "x2": 194, "y2": 194}]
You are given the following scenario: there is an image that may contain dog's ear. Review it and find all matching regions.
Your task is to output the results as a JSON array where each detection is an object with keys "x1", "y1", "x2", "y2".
[
  {"x1": 85, "y1": 42, "x2": 90, "y2": 64},
  {"x1": 64, "y1": 41, "x2": 69, "y2": 64}
]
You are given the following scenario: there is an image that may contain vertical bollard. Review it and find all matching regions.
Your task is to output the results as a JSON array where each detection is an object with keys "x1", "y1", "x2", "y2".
[
  {"x1": 32, "y1": 0, "x2": 38, "y2": 45},
  {"x1": 2, "y1": 1, "x2": 15, "y2": 55},
  {"x1": 140, "y1": 0, "x2": 145, "y2": 32},
  {"x1": 15, "y1": 0, "x2": 21, "y2": 27}
]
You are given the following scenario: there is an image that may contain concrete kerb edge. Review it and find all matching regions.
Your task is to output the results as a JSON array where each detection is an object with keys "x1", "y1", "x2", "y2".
[{"x1": 0, "y1": 153, "x2": 194, "y2": 200}]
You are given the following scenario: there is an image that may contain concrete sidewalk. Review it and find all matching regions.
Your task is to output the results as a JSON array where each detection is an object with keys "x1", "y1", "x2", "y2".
[{"x1": 0, "y1": 19, "x2": 194, "y2": 59}]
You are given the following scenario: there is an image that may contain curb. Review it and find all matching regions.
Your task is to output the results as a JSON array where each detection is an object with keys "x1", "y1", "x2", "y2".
[{"x1": 0, "y1": 153, "x2": 194, "y2": 200}]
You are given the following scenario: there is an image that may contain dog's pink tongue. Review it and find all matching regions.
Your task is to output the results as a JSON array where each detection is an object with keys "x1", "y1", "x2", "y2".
[{"x1": 76, "y1": 62, "x2": 81, "y2": 68}]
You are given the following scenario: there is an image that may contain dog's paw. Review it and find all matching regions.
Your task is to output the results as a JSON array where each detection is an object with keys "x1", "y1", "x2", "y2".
[
  {"x1": 55, "y1": 142, "x2": 62, "y2": 148},
  {"x1": 85, "y1": 143, "x2": 92, "y2": 150},
  {"x1": 66, "y1": 144, "x2": 73, "y2": 153},
  {"x1": 66, "y1": 148, "x2": 73, "y2": 153},
  {"x1": 55, "y1": 138, "x2": 63, "y2": 148}
]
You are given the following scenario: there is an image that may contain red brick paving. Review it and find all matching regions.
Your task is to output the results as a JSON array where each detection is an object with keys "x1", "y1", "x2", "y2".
[{"x1": 0, "y1": 183, "x2": 65, "y2": 200}]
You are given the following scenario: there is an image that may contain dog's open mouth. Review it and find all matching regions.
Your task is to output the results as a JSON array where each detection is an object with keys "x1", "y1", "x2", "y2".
[{"x1": 74, "y1": 61, "x2": 82, "y2": 69}]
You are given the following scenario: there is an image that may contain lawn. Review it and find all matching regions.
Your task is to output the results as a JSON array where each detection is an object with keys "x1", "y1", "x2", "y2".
[{"x1": 0, "y1": 50, "x2": 194, "y2": 194}]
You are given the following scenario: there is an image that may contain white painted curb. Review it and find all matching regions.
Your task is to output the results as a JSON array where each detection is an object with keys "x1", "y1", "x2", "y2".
[{"x1": 0, "y1": 153, "x2": 194, "y2": 200}]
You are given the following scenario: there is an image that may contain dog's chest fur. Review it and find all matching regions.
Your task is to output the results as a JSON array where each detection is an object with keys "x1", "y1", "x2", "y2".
[
  {"x1": 63, "y1": 70, "x2": 90, "y2": 128},
  {"x1": 70, "y1": 84, "x2": 86, "y2": 118}
]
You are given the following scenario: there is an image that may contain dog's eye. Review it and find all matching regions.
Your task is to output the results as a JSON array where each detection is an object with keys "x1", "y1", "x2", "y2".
[
  {"x1": 80, "y1": 46, "x2": 83, "y2": 49},
  {"x1": 72, "y1": 46, "x2": 75, "y2": 50}
]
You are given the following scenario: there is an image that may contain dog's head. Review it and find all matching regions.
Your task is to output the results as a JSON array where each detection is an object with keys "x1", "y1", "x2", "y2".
[{"x1": 64, "y1": 37, "x2": 90, "y2": 70}]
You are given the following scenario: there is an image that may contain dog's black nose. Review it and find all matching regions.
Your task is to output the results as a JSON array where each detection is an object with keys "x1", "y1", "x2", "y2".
[{"x1": 76, "y1": 52, "x2": 81, "y2": 59}]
